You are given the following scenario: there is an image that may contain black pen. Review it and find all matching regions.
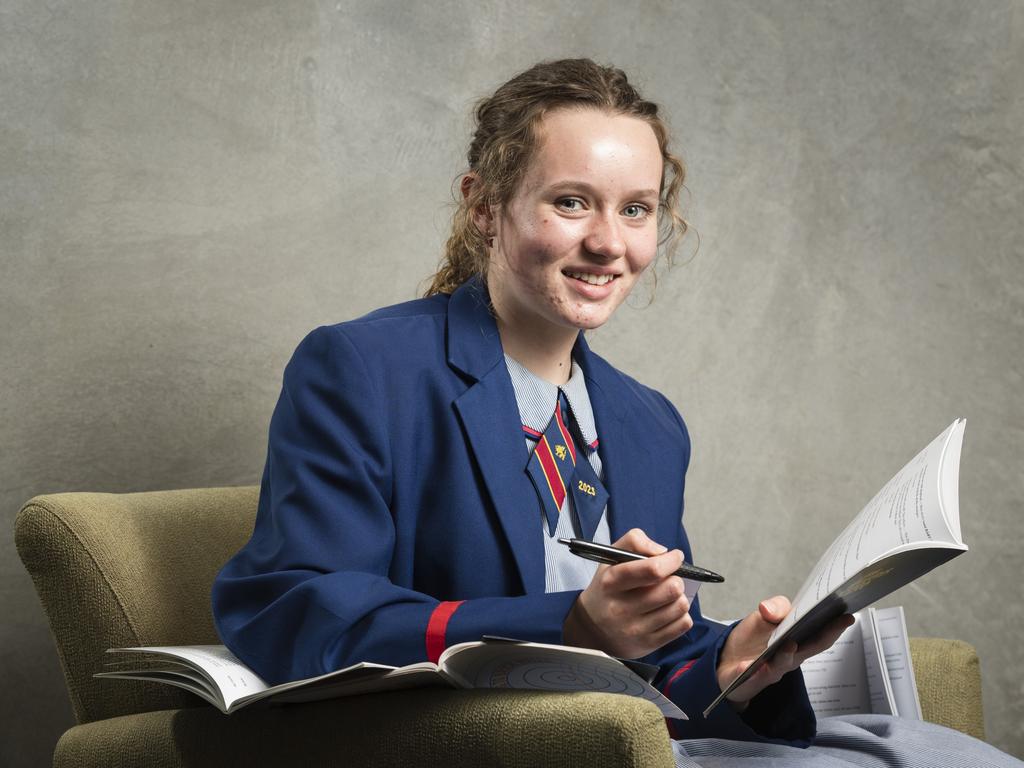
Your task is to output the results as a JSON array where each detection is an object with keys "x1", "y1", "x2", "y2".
[{"x1": 558, "y1": 538, "x2": 725, "y2": 583}]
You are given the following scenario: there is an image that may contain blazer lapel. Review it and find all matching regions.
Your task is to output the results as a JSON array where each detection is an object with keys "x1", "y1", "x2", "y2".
[
  {"x1": 446, "y1": 279, "x2": 668, "y2": 590},
  {"x1": 574, "y1": 335, "x2": 660, "y2": 542},
  {"x1": 447, "y1": 280, "x2": 546, "y2": 594}
]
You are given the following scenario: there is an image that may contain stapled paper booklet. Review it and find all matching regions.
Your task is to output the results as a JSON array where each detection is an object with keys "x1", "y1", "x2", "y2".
[
  {"x1": 704, "y1": 419, "x2": 967, "y2": 717},
  {"x1": 98, "y1": 638, "x2": 687, "y2": 719},
  {"x1": 801, "y1": 605, "x2": 922, "y2": 718}
]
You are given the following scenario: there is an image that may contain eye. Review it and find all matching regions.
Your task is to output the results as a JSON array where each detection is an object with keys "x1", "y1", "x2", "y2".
[
  {"x1": 555, "y1": 197, "x2": 585, "y2": 213},
  {"x1": 622, "y1": 203, "x2": 651, "y2": 219}
]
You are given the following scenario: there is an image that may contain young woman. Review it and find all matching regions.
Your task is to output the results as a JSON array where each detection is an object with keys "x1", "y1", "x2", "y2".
[{"x1": 212, "y1": 59, "x2": 1021, "y2": 767}]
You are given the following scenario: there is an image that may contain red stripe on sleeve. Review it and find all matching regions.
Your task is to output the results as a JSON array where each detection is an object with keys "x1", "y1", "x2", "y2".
[
  {"x1": 425, "y1": 600, "x2": 464, "y2": 663},
  {"x1": 662, "y1": 660, "x2": 697, "y2": 694}
]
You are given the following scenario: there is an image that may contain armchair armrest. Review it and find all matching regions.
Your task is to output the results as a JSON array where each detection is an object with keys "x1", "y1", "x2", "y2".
[
  {"x1": 55, "y1": 689, "x2": 676, "y2": 768},
  {"x1": 910, "y1": 637, "x2": 984, "y2": 740}
]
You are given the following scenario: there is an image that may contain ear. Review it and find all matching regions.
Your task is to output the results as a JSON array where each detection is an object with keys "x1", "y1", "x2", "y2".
[{"x1": 461, "y1": 173, "x2": 494, "y2": 239}]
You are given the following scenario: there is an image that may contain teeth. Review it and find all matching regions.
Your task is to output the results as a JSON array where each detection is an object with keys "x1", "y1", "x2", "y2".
[{"x1": 566, "y1": 271, "x2": 615, "y2": 286}]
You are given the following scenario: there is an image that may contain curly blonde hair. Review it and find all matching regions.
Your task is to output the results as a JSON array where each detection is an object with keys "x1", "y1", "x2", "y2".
[{"x1": 424, "y1": 58, "x2": 689, "y2": 296}]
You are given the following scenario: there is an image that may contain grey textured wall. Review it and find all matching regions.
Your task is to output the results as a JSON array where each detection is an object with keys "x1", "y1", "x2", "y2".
[{"x1": 2, "y1": 1, "x2": 1021, "y2": 764}]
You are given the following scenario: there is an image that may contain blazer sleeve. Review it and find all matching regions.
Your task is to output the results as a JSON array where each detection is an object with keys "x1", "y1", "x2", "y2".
[
  {"x1": 211, "y1": 326, "x2": 578, "y2": 684},
  {"x1": 641, "y1": 391, "x2": 817, "y2": 746},
  {"x1": 650, "y1": 620, "x2": 816, "y2": 746}
]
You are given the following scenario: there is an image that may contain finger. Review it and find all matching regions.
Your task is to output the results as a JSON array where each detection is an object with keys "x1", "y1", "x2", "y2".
[
  {"x1": 627, "y1": 577, "x2": 690, "y2": 615},
  {"x1": 621, "y1": 599, "x2": 694, "y2": 653},
  {"x1": 727, "y1": 656, "x2": 789, "y2": 703},
  {"x1": 756, "y1": 659, "x2": 790, "y2": 688},
  {"x1": 793, "y1": 614, "x2": 856, "y2": 663},
  {"x1": 601, "y1": 549, "x2": 684, "y2": 590},
  {"x1": 796, "y1": 615, "x2": 853, "y2": 657},
  {"x1": 645, "y1": 607, "x2": 695, "y2": 647},
  {"x1": 742, "y1": 639, "x2": 798, "y2": 690},
  {"x1": 613, "y1": 528, "x2": 668, "y2": 557},
  {"x1": 757, "y1": 596, "x2": 792, "y2": 624},
  {"x1": 768, "y1": 639, "x2": 798, "y2": 674}
]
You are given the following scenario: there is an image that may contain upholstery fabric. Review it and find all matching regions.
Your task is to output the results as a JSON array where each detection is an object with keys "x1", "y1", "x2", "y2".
[
  {"x1": 53, "y1": 690, "x2": 674, "y2": 768},
  {"x1": 15, "y1": 487, "x2": 258, "y2": 722},
  {"x1": 910, "y1": 637, "x2": 985, "y2": 740}
]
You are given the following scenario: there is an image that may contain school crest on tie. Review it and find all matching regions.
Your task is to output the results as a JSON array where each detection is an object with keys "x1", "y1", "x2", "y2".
[{"x1": 554, "y1": 444, "x2": 568, "y2": 461}]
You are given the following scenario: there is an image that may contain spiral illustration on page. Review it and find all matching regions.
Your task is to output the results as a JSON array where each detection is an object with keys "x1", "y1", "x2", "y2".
[{"x1": 481, "y1": 657, "x2": 652, "y2": 698}]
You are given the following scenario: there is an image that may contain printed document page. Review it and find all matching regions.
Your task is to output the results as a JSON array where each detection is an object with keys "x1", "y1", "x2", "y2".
[
  {"x1": 801, "y1": 613, "x2": 871, "y2": 716},
  {"x1": 860, "y1": 609, "x2": 896, "y2": 715},
  {"x1": 771, "y1": 420, "x2": 964, "y2": 643},
  {"x1": 873, "y1": 606, "x2": 922, "y2": 719},
  {"x1": 441, "y1": 641, "x2": 686, "y2": 719}
]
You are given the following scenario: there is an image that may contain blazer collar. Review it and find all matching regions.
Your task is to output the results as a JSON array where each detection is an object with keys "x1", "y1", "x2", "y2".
[
  {"x1": 445, "y1": 275, "x2": 633, "y2": 412},
  {"x1": 446, "y1": 277, "x2": 503, "y2": 382}
]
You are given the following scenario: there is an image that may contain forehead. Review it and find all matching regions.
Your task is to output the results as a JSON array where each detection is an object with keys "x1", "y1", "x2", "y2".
[{"x1": 522, "y1": 107, "x2": 663, "y2": 190}]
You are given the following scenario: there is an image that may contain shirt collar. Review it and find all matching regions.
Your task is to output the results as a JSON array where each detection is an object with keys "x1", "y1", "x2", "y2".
[{"x1": 504, "y1": 354, "x2": 600, "y2": 451}]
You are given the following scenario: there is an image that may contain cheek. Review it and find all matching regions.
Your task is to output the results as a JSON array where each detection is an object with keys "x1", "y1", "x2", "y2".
[
  {"x1": 542, "y1": 219, "x2": 587, "y2": 259},
  {"x1": 516, "y1": 220, "x2": 569, "y2": 265},
  {"x1": 629, "y1": 232, "x2": 659, "y2": 271}
]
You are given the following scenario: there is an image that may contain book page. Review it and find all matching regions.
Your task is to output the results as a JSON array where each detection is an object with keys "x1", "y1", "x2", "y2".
[
  {"x1": 97, "y1": 667, "x2": 223, "y2": 702},
  {"x1": 939, "y1": 422, "x2": 964, "y2": 543},
  {"x1": 108, "y1": 645, "x2": 270, "y2": 710},
  {"x1": 105, "y1": 645, "x2": 409, "y2": 712},
  {"x1": 440, "y1": 640, "x2": 686, "y2": 719},
  {"x1": 268, "y1": 664, "x2": 451, "y2": 704},
  {"x1": 98, "y1": 658, "x2": 222, "y2": 698},
  {"x1": 861, "y1": 608, "x2": 895, "y2": 715},
  {"x1": 771, "y1": 420, "x2": 965, "y2": 643},
  {"x1": 800, "y1": 612, "x2": 871, "y2": 716},
  {"x1": 873, "y1": 606, "x2": 922, "y2": 719}
]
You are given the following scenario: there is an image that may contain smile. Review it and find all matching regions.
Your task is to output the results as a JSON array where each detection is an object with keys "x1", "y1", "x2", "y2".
[{"x1": 564, "y1": 271, "x2": 617, "y2": 286}]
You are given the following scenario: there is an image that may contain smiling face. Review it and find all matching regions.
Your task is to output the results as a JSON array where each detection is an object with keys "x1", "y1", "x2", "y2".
[{"x1": 485, "y1": 107, "x2": 664, "y2": 354}]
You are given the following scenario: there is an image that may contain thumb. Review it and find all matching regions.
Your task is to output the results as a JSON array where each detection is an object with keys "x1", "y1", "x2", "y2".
[{"x1": 758, "y1": 596, "x2": 791, "y2": 624}]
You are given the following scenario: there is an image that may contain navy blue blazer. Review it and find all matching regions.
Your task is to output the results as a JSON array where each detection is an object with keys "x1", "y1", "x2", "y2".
[{"x1": 212, "y1": 278, "x2": 814, "y2": 744}]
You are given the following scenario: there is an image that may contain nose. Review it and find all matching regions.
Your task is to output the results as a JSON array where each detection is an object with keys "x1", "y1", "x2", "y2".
[{"x1": 583, "y1": 211, "x2": 626, "y2": 261}]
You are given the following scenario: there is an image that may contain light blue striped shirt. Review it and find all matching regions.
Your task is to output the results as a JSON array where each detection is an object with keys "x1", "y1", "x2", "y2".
[{"x1": 503, "y1": 354, "x2": 612, "y2": 593}]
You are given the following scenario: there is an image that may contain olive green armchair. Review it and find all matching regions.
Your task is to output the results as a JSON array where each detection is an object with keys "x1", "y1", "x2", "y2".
[{"x1": 15, "y1": 488, "x2": 985, "y2": 767}]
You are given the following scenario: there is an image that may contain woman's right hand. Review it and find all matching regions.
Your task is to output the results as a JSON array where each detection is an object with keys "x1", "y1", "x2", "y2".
[{"x1": 562, "y1": 528, "x2": 694, "y2": 659}]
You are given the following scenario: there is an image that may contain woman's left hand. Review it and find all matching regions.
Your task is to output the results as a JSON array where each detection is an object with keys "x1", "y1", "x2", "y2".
[{"x1": 716, "y1": 596, "x2": 854, "y2": 710}]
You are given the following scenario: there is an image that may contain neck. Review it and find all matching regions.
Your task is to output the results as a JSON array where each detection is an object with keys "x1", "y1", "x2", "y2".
[{"x1": 495, "y1": 315, "x2": 578, "y2": 386}]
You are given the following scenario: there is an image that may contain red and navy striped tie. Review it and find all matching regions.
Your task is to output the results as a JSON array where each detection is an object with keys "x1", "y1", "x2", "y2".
[{"x1": 525, "y1": 391, "x2": 609, "y2": 540}]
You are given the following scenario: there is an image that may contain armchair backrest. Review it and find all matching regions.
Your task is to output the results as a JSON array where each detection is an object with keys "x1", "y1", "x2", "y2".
[{"x1": 15, "y1": 487, "x2": 259, "y2": 724}]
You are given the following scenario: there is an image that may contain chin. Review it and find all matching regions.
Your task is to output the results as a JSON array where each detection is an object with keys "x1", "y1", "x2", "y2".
[{"x1": 563, "y1": 310, "x2": 614, "y2": 331}]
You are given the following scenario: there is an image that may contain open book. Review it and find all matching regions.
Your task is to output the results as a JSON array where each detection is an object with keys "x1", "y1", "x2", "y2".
[
  {"x1": 97, "y1": 638, "x2": 686, "y2": 719},
  {"x1": 801, "y1": 606, "x2": 922, "y2": 718},
  {"x1": 704, "y1": 419, "x2": 966, "y2": 717}
]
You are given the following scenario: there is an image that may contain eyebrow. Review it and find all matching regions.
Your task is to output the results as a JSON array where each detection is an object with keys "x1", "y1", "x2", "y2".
[{"x1": 544, "y1": 181, "x2": 660, "y2": 200}]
